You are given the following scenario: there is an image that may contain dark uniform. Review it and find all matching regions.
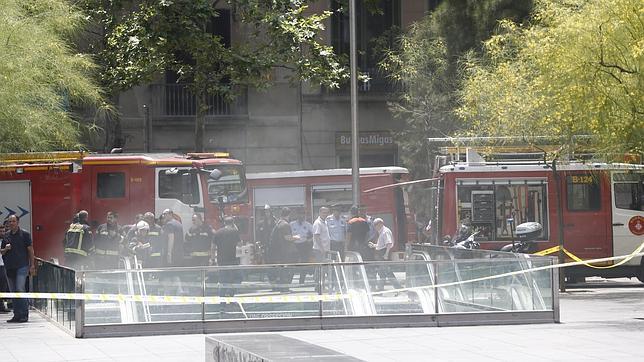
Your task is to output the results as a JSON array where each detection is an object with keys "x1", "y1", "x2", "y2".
[
  {"x1": 146, "y1": 224, "x2": 165, "y2": 268},
  {"x1": 214, "y1": 224, "x2": 241, "y2": 297},
  {"x1": 93, "y1": 223, "x2": 121, "y2": 269},
  {"x1": 256, "y1": 215, "x2": 276, "y2": 264},
  {"x1": 163, "y1": 219, "x2": 185, "y2": 267},
  {"x1": 185, "y1": 224, "x2": 214, "y2": 266},
  {"x1": 63, "y1": 222, "x2": 93, "y2": 269}
]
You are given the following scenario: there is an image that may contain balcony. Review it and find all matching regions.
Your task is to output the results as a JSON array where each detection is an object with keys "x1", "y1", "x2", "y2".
[
  {"x1": 149, "y1": 84, "x2": 248, "y2": 119},
  {"x1": 315, "y1": 68, "x2": 402, "y2": 101}
]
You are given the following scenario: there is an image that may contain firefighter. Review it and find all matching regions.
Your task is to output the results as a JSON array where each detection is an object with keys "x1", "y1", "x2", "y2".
[
  {"x1": 256, "y1": 204, "x2": 276, "y2": 264},
  {"x1": 185, "y1": 213, "x2": 214, "y2": 266},
  {"x1": 127, "y1": 221, "x2": 151, "y2": 263},
  {"x1": 93, "y1": 211, "x2": 122, "y2": 269},
  {"x1": 143, "y1": 212, "x2": 165, "y2": 268},
  {"x1": 63, "y1": 210, "x2": 93, "y2": 270},
  {"x1": 121, "y1": 213, "x2": 144, "y2": 245}
]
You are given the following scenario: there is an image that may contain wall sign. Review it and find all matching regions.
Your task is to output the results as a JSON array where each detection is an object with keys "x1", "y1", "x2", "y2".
[{"x1": 335, "y1": 131, "x2": 395, "y2": 150}]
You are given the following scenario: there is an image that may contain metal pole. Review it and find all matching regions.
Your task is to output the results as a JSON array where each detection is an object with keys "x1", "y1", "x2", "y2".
[
  {"x1": 143, "y1": 104, "x2": 150, "y2": 152},
  {"x1": 349, "y1": 0, "x2": 360, "y2": 208},
  {"x1": 552, "y1": 159, "x2": 566, "y2": 292}
]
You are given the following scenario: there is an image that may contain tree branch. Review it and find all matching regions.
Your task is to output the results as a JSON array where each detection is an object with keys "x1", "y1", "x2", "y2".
[{"x1": 598, "y1": 60, "x2": 636, "y2": 75}]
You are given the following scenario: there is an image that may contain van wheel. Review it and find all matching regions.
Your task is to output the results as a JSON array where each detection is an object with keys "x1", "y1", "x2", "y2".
[{"x1": 637, "y1": 265, "x2": 644, "y2": 283}]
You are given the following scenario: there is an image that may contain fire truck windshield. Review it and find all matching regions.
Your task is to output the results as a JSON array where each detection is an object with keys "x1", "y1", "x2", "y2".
[{"x1": 204, "y1": 165, "x2": 247, "y2": 204}]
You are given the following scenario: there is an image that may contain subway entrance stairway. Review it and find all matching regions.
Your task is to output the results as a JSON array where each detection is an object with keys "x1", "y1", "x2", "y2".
[{"x1": 28, "y1": 246, "x2": 559, "y2": 338}]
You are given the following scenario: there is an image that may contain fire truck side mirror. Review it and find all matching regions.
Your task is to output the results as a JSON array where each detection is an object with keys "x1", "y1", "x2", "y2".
[{"x1": 208, "y1": 169, "x2": 222, "y2": 181}]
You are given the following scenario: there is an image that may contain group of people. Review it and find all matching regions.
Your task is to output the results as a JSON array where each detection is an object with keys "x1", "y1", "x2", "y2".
[
  {"x1": 255, "y1": 204, "x2": 401, "y2": 290},
  {"x1": 61, "y1": 209, "x2": 242, "y2": 271}
]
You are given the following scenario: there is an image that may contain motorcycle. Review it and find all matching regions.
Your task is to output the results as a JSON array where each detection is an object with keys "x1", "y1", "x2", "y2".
[
  {"x1": 442, "y1": 223, "x2": 480, "y2": 250},
  {"x1": 500, "y1": 221, "x2": 542, "y2": 253}
]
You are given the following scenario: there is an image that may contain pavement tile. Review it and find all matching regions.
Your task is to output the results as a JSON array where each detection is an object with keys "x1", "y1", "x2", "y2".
[
  {"x1": 47, "y1": 344, "x2": 110, "y2": 361},
  {"x1": 153, "y1": 351, "x2": 203, "y2": 361}
]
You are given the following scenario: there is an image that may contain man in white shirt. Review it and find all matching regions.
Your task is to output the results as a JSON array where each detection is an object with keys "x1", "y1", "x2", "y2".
[
  {"x1": 369, "y1": 218, "x2": 401, "y2": 291},
  {"x1": 312, "y1": 207, "x2": 331, "y2": 262}
]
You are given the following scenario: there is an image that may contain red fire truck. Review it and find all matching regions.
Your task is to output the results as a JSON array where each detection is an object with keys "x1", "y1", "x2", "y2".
[
  {"x1": 0, "y1": 152, "x2": 249, "y2": 262},
  {"x1": 433, "y1": 148, "x2": 644, "y2": 281},
  {"x1": 246, "y1": 167, "x2": 416, "y2": 249}
]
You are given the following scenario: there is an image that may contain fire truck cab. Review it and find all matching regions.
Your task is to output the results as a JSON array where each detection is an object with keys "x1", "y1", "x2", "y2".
[
  {"x1": 0, "y1": 152, "x2": 249, "y2": 262},
  {"x1": 434, "y1": 148, "x2": 644, "y2": 282}
]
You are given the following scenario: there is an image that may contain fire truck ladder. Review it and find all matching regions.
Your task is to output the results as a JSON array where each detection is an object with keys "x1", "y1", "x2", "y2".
[{"x1": 427, "y1": 135, "x2": 599, "y2": 163}]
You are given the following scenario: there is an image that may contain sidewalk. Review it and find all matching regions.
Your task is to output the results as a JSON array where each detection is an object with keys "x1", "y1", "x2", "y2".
[
  {"x1": 1, "y1": 278, "x2": 643, "y2": 361},
  {"x1": 0, "y1": 313, "x2": 203, "y2": 362}
]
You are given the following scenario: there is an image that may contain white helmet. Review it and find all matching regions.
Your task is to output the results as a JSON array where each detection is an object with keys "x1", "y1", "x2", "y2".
[{"x1": 136, "y1": 220, "x2": 149, "y2": 231}]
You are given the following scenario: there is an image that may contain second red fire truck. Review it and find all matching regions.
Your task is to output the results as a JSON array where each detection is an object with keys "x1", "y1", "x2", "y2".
[{"x1": 432, "y1": 148, "x2": 644, "y2": 282}]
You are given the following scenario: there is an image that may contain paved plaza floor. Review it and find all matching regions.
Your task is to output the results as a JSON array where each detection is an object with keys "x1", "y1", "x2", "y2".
[{"x1": 1, "y1": 278, "x2": 643, "y2": 361}]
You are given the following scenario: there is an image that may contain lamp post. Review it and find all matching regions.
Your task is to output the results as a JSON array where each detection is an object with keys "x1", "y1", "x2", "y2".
[{"x1": 349, "y1": 0, "x2": 360, "y2": 209}]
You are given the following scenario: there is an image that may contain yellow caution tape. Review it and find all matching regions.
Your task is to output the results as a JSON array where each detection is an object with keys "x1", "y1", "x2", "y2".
[
  {"x1": 534, "y1": 245, "x2": 561, "y2": 256},
  {"x1": 3, "y1": 246, "x2": 644, "y2": 302},
  {"x1": 534, "y1": 240, "x2": 644, "y2": 269}
]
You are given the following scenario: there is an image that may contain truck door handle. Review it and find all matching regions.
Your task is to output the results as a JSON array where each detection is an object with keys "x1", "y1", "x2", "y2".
[{"x1": 612, "y1": 223, "x2": 624, "y2": 226}]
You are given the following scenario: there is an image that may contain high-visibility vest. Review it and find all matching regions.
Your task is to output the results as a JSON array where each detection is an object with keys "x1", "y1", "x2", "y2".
[
  {"x1": 63, "y1": 223, "x2": 93, "y2": 257},
  {"x1": 94, "y1": 223, "x2": 121, "y2": 256},
  {"x1": 185, "y1": 225, "x2": 213, "y2": 257},
  {"x1": 148, "y1": 225, "x2": 165, "y2": 258}
]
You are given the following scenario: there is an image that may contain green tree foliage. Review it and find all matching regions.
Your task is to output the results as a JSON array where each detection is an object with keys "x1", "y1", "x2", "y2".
[
  {"x1": 381, "y1": 0, "x2": 533, "y2": 210},
  {"x1": 0, "y1": 0, "x2": 104, "y2": 152},
  {"x1": 81, "y1": 0, "x2": 349, "y2": 151},
  {"x1": 458, "y1": 0, "x2": 643, "y2": 156}
]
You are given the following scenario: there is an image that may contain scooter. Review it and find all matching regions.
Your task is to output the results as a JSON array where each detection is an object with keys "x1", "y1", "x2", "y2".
[{"x1": 500, "y1": 221, "x2": 542, "y2": 253}]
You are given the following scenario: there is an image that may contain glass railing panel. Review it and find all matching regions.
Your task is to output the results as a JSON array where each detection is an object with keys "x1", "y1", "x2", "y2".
[
  {"x1": 517, "y1": 256, "x2": 553, "y2": 309},
  {"x1": 76, "y1": 256, "x2": 555, "y2": 329},
  {"x1": 320, "y1": 263, "x2": 352, "y2": 317},
  {"x1": 204, "y1": 264, "x2": 321, "y2": 320},
  {"x1": 83, "y1": 269, "x2": 204, "y2": 325},
  {"x1": 435, "y1": 258, "x2": 553, "y2": 313},
  {"x1": 365, "y1": 261, "x2": 435, "y2": 315}
]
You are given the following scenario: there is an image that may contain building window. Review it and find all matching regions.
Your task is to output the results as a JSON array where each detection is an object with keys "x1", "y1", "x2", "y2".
[
  {"x1": 162, "y1": 9, "x2": 233, "y2": 116},
  {"x1": 566, "y1": 175, "x2": 601, "y2": 211},
  {"x1": 331, "y1": 0, "x2": 401, "y2": 93},
  {"x1": 97, "y1": 172, "x2": 125, "y2": 199}
]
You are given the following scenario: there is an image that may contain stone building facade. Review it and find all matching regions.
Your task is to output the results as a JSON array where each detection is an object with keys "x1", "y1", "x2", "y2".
[{"x1": 90, "y1": 1, "x2": 433, "y2": 172}]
